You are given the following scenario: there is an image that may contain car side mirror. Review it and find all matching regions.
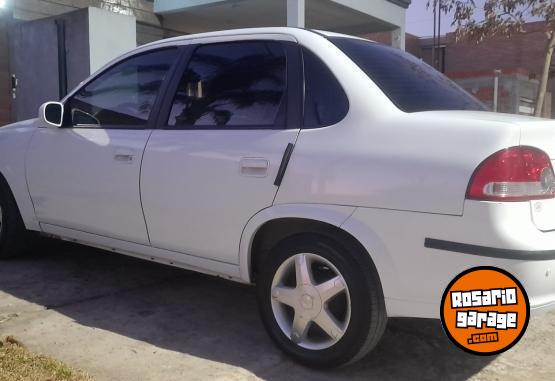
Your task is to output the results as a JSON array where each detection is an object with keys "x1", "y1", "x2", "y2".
[{"x1": 39, "y1": 102, "x2": 64, "y2": 128}]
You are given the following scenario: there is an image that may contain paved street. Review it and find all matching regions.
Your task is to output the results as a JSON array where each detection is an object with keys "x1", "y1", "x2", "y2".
[{"x1": 0, "y1": 239, "x2": 554, "y2": 381}]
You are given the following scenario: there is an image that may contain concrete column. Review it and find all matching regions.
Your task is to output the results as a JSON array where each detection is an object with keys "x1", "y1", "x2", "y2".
[
  {"x1": 287, "y1": 0, "x2": 305, "y2": 28},
  {"x1": 88, "y1": 7, "x2": 136, "y2": 74},
  {"x1": 391, "y1": 26, "x2": 405, "y2": 50}
]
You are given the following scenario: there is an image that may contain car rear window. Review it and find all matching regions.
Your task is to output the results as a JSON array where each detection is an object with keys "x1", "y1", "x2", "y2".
[{"x1": 330, "y1": 37, "x2": 487, "y2": 113}]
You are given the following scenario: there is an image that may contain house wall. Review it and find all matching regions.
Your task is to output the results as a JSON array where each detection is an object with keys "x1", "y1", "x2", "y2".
[
  {"x1": 442, "y1": 22, "x2": 555, "y2": 117},
  {"x1": 7, "y1": 7, "x2": 136, "y2": 122},
  {"x1": 404, "y1": 32, "x2": 421, "y2": 56},
  {"x1": 360, "y1": 31, "x2": 420, "y2": 53},
  {"x1": 12, "y1": 0, "x2": 167, "y2": 45},
  {"x1": 443, "y1": 22, "x2": 549, "y2": 76},
  {"x1": 9, "y1": 9, "x2": 93, "y2": 120},
  {"x1": 88, "y1": 7, "x2": 136, "y2": 73},
  {"x1": 0, "y1": 10, "x2": 11, "y2": 126},
  {"x1": 360, "y1": 30, "x2": 393, "y2": 45}
]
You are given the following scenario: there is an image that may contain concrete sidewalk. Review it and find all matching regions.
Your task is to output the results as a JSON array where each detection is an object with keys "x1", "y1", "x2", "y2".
[{"x1": 0, "y1": 239, "x2": 554, "y2": 381}]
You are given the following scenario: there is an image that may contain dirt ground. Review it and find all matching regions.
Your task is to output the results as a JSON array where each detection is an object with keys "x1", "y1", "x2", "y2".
[{"x1": 0, "y1": 239, "x2": 554, "y2": 381}]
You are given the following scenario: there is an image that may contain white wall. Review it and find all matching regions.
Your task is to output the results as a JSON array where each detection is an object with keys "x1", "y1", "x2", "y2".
[
  {"x1": 88, "y1": 7, "x2": 136, "y2": 74},
  {"x1": 332, "y1": 0, "x2": 406, "y2": 49},
  {"x1": 331, "y1": 0, "x2": 406, "y2": 28}
]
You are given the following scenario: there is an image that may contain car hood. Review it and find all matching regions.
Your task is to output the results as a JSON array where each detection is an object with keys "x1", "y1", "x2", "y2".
[{"x1": 0, "y1": 118, "x2": 39, "y2": 132}]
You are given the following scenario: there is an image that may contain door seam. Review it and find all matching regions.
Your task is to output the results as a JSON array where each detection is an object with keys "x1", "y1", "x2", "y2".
[
  {"x1": 138, "y1": 129, "x2": 154, "y2": 245},
  {"x1": 271, "y1": 128, "x2": 301, "y2": 205}
]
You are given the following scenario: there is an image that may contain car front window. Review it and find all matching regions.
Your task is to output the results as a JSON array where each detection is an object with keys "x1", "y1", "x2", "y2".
[{"x1": 65, "y1": 48, "x2": 179, "y2": 128}]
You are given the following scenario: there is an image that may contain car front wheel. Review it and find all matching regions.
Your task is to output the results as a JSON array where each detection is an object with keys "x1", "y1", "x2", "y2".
[
  {"x1": 0, "y1": 180, "x2": 29, "y2": 259},
  {"x1": 257, "y1": 233, "x2": 387, "y2": 368}
]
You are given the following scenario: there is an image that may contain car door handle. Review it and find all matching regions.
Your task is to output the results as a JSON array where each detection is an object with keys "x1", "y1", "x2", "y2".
[
  {"x1": 114, "y1": 149, "x2": 135, "y2": 163},
  {"x1": 240, "y1": 158, "x2": 269, "y2": 177}
]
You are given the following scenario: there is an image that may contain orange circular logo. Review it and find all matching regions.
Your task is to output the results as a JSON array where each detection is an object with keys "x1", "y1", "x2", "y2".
[{"x1": 440, "y1": 266, "x2": 530, "y2": 355}]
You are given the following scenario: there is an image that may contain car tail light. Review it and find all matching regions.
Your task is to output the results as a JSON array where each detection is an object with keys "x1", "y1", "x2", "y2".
[{"x1": 467, "y1": 146, "x2": 555, "y2": 201}]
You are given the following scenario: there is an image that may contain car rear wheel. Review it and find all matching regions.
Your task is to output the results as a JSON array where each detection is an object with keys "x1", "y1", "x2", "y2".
[
  {"x1": 257, "y1": 233, "x2": 387, "y2": 368},
  {"x1": 0, "y1": 181, "x2": 29, "y2": 259}
]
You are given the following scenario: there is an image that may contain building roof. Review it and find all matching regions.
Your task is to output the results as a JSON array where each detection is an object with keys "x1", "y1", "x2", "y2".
[
  {"x1": 387, "y1": 0, "x2": 411, "y2": 8},
  {"x1": 156, "y1": 0, "x2": 407, "y2": 35}
]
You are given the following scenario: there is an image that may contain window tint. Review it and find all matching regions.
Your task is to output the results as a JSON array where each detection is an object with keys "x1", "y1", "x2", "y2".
[
  {"x1": 167, "y1": 41, "x2": 287, "y2": 128},
  {"x1": 303, "y1": 48, "x2": 349, "y2": 128},
  {"x1": 66, "y1": 49, "x2": 178, "y2": 127},
  {"x1": 330, "y1": 37, "x2": 487, "y2": 113}
]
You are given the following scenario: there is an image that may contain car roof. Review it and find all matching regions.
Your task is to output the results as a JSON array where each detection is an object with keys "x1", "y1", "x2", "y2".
[
  {"x1": 81, "y1": 27, "x2": 377, "y2": 90},
  {"x1": 140, "y1": 27, "x2": 373, "y2": 50}
]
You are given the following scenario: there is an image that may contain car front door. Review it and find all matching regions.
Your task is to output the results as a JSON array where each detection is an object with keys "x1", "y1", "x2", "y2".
[
  {"x1": 140, "y1": 38, "x2": 302, "y2": 263},
  {"x1": 26, "y1": 48, "x2": 181, "y2": 244}
]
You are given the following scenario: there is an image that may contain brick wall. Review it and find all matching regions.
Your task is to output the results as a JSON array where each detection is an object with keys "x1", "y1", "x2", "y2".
[
  {"x1": 405, "y1": 33, "x2": 421, "y2": 57},
  {"x1": 442, "y1": 22, "x2": 555, "y2": 116},
  {"x1": 361, "y1": 30, "x2": 393, "y2": 45},
  {"x1": 444, "y1": 22, "x2": 550, "y2": 76}
]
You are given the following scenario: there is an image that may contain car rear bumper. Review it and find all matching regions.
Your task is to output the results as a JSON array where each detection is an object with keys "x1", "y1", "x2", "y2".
[
  {"x1": 424, "y1": 239, "x2": 555, "y2": 313},
  {"x1": 342, "y1": 200, "x2": 555, "y2": 319}
]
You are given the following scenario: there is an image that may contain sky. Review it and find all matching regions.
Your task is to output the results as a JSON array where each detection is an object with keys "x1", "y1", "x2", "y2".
[{"x1": 406, "y1": 0, "x2": 456, "y2": 37}]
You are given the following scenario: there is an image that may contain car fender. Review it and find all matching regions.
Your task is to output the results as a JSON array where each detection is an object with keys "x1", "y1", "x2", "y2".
[
  {"x1": 0, "y1": 120, "x2": 40, "y2": 231},
  {"x1": 340, "y1": 210, "x2": 399, "y2": 303},
  {"x1": 239, "y1": 204, "x2": 355, "y2": 282},
  {"x1": 238, "y1": 204, "x2": 397, "y2": 302}
]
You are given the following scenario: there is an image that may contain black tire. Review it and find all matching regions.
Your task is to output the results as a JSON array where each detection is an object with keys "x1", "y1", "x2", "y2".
[
  {"x1": 257, "y1": 233, "x2": 387, "y2": 368},
  {"x1": 0, "y1": 178, "x2": 29, "y2": 259}
]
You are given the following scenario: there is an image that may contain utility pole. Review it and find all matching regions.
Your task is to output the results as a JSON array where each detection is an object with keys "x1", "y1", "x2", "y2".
[
  {"x1": 432, "y1": 0, "x2": 436, "y2": 70},
  {"x1": 493, "y1": 69, "x2": 501, "y2": 112},
  {"x1": 432, "y1": 0, "x2": 443, "y2": 71},
  {"x1": 437, "y1": 0, "x2": 441, "y2": 70}
]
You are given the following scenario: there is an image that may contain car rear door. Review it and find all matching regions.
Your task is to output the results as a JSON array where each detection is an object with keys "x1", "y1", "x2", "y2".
[
  {"x1": 26, "y1": 48, "x2": 182, "y2": 245},
  {"x1": 140, "y1": 37, "x2": 302, "y2": 264}
]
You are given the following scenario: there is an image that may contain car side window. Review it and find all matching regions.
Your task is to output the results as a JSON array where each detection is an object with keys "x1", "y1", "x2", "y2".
[
  {"x1": 167, "y1": 41, "x2": 287, "y2": 129},
  {"x1": 65, "y1": 48, "x2": 179, "y2": 128},
  {"x1": 302, "y1": 48, "x2": 349, "y2": 128}
]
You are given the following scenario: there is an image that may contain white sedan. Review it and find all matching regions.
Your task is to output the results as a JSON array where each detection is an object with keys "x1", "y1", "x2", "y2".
[{"x1": 1, "y1": 28, "x2": 554, "y2": 367}]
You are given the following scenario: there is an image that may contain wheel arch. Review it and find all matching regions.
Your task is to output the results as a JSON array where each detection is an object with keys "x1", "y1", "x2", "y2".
[
  {"x1": 0, "y1": 124, "x2": 40, "y2": 232},
  {"x1": 0, "y1": 170, "x2": 38, "y2": 232},
  {"x1": 0, "y1": 171, "x2": 26, "y2": 225},
  {"x1": 239, "y1": 204, "x2": 396, "y2": 301}
]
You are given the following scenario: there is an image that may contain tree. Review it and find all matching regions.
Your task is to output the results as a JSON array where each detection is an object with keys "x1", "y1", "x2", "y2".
[{"x1": 432, "y1": 0, "x2": 555, "y2": 117}]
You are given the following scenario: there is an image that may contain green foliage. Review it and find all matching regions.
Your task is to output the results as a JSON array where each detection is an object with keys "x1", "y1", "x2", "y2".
[
  {"x1": 428, "y1": 0, "x2": 555, "y2": 116},
  {"x1": 429, "y1": 0, "x2": 555, "y2": 42}
]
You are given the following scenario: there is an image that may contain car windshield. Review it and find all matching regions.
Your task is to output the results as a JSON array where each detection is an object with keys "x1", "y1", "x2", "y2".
[{"x1": 330, "y1": 37, "x2": 488, "y2": 113}]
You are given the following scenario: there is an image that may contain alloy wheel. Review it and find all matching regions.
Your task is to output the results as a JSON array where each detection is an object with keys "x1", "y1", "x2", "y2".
[{"x1": 270, "y1": 253, "x2": 351, "y2": 350}]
